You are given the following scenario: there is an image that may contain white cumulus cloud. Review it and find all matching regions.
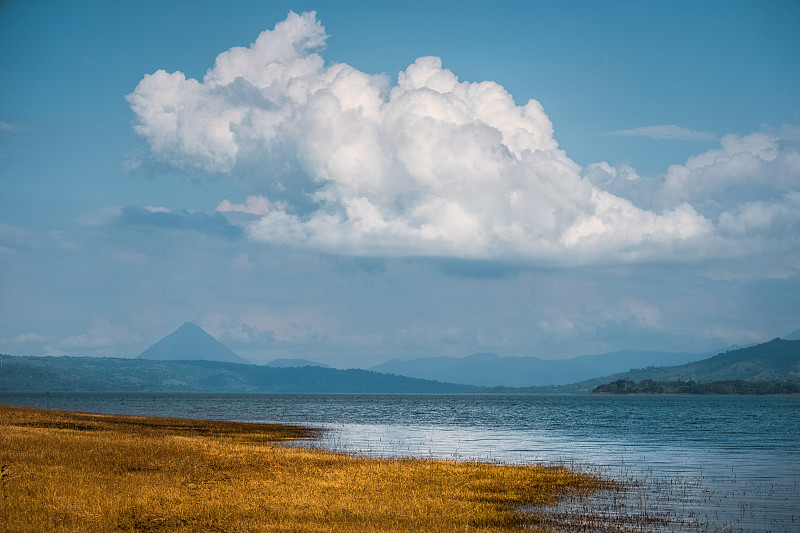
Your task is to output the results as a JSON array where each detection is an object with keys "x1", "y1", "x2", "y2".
[
  {"x1": 128, "y1": 11, "x2": 798, "y2": 266},
  {"x1": 660, "y1": 131, "x2": 800, "y2": 211}
]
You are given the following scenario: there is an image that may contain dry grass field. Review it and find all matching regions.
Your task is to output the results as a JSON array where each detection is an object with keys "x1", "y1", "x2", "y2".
[{"x1": 0, "y1": 404, "x2": 607, "y2": 532}]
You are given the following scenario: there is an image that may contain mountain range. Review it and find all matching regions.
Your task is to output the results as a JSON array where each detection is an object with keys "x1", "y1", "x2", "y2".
[
  {"x1": 368, "y1": 330, "x2": 800, "y2": 387},
  {"x1": 2, "y1": 323, "x2": 798, "y2": 394},
  {"x1": 2, "y1": 338, "x2": 798, "y2": 394},
  {"x1": 370, "y1": 350, "x2": 709, "y2": 387},
  {"x1": 133, "y1": 323, "x2": 798, "y2": 389}
]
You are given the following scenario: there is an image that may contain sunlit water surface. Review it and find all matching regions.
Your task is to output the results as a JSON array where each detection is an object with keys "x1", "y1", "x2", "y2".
[{"x1": 3, "y1": 393, "x2": 798, "y2": 532}]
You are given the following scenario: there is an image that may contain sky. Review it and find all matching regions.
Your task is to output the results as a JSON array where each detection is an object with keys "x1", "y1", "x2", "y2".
[{"x1": 1, "y1": 0, "x2": 799, "y2": 368}]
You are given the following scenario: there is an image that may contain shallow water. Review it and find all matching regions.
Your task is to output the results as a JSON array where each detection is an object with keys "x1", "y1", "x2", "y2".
[{"x1": 3, "y1": 393, "x2": 798, "y2": 532}]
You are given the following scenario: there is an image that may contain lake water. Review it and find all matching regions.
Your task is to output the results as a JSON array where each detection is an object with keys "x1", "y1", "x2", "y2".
[{"x1": 2, "y1": 393, "x2": 798, "y2": 532}]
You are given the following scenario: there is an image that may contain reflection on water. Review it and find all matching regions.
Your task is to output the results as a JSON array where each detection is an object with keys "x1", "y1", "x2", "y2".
[
  {"x1": 2, "y1": 393, "x2": 798, "y2": 532},
  {"x1": 310, "y1": 422, "x2": 799, "y2": 532}
]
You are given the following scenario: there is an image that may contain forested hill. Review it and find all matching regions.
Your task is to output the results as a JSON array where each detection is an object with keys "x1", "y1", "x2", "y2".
[
  {"x1": 587, "y1": 338, "x2": 800, "y2": 394},
  {"x1": 0, "y1": 355, "x2": 474, "y2": 394},
  {"x1": 609, "y1": 338, "x2": 800, "y2": 382}
]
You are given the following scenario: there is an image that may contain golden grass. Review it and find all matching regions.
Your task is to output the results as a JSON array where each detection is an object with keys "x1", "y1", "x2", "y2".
[{"x1": 0, "y1": 404, "x2": 607, "y2": 532}]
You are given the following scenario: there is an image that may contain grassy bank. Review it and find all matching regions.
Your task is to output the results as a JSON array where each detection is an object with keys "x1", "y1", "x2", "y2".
[{"x1": 0, "y1": 405, "x2": 606, "y2": 532}]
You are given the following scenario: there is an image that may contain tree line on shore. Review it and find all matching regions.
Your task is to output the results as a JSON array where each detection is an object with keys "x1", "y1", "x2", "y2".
[{"x1": 592, "y1": 378, "x2": 800, "y2": 395}]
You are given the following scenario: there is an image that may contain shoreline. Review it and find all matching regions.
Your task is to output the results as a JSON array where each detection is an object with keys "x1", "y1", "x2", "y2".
[
  {"x1": 4, "y1": 397, "x2": 795, "y2": 532},
  {"x1": 1, "y1": 404, "x2": 609, "y2": 532}
]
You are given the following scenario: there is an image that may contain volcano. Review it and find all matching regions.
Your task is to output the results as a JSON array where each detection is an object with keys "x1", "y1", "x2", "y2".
[{"x1": 138, "y1": 322, "x2": 250, "y2": 364}]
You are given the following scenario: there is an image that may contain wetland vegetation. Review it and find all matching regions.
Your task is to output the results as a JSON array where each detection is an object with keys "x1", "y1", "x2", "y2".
[{"x1": 0, "y1": 404, "x2": 607, "y2": 532}]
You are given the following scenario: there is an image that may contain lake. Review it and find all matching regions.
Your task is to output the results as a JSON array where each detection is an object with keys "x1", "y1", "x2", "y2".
[{"x1": 2, "y1": 393, "x2": 798, "y2": 532}]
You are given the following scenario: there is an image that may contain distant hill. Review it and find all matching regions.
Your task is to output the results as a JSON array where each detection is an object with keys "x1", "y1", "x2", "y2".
[
  {"x1": 785, "y1": 329, "x2": 800, "y2": 341},
  {"x1": 139, "y1": 322, "x2": 250, "y2": 364},
  {"x1": 599, "y1": 338, "x2": 800, "y2": 382},
  {"x1": 266, "y1": 358, "x2": 330, "y2": 368},
  {"x1": 370, "y1": 349, "x2": 707, "y2": 387},
  {"x1": 0, "y1": 354, "x2": 474, "y2": 394}
]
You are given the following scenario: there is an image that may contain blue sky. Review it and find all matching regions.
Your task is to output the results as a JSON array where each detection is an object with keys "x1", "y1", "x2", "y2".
[{"x1": 1, "y1": 1, "x2": 799, "y2": 367}]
